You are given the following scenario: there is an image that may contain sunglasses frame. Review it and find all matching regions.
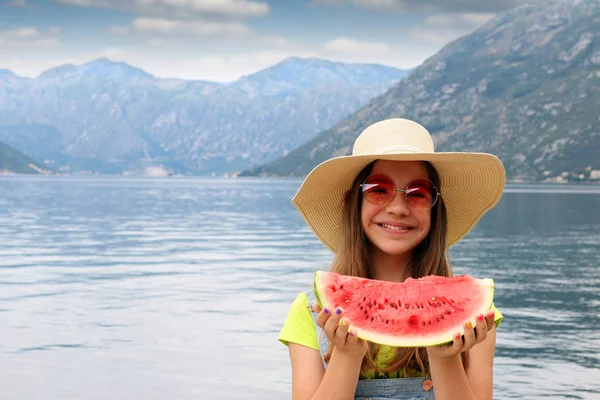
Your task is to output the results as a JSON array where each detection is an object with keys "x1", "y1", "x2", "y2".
[{"x1": 359, "y1": 173, "x2": 440, "y2": 209}]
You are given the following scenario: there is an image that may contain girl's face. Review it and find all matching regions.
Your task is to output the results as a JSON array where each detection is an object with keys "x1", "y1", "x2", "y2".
[{"x1": 360, "y1": 160, "x2": 433, "y2": 259}]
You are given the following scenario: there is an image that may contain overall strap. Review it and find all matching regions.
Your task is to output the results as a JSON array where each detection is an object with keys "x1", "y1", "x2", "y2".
[{"x1": 304, "y1": 287, "x2": 330, "y2": 368}]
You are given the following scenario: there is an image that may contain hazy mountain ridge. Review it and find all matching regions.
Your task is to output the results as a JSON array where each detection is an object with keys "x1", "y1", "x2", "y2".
[
  {"x1": 243, "y1": 0, "x2": 600, "y2": 183},
  {"x1": 0, "y1": 57, "x2": 408, "y2": 175}
]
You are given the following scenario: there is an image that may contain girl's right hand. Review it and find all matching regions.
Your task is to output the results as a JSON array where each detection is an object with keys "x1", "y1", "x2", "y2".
[{"x1": 309, "y1": 302, "x2": 369, "y2": 361}]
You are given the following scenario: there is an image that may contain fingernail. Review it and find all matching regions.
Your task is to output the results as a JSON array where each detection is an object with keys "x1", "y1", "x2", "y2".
[
  {"x1": 336, "y1": 308, "x2": 342, "y2": 315},
  {"x1": 350, "y1": 331, "x2": 355, "y2": 337},
  {"x1": 477, "y1": 314, "x2": 485, "y2": 321},
  {"x1": 465, "y1": 321, "x2": 472, "y2": 329},
  {"x1": 455, "y1": 333, "x2": 461, "y2": 340},
  {"x1": 340, "y1": 319, "x2": 347, "y2": 327},
  {"x1": 487, "y1": 311, "x2": 495, "y2": 318},
  {"x1": 324, "y1": 308, "x2": 329, "y2": 314}
]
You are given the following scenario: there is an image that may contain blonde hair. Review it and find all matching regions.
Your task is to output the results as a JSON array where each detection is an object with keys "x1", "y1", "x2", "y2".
[{"x1": 322, "y1": 161, "x2": 469, "y2": 377}]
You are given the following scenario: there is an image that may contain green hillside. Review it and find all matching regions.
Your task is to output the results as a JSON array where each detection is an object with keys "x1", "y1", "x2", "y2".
[{"x1": 0, "y1": 140, "x2": 45, "y2": 174}]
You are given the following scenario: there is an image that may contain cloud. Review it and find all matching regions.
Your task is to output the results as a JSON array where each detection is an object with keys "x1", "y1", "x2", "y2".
[
  {"x1": 0, "y1": 27, "x2": 61, "y2": 51},
  {"x1": 117, "y1": 17, "x2": 253, "y2": 37},
  {"x1": 109, "y1": 18, "x2": 295, "y2": 49},
  {"x1": 313, "y1": 0, "x2": 529, "y2": 13},
  {"x1": 324, "y1": 37, "x2": 392, "y2": 55},
  {"x1": 8, "y1": 0, "x2": 28, "y2": 6},
  {"x1": 409, "y1": 12, "x2": 495, "y2": 44},
  {"x1": 54, "y1": 0, "x2": 271, "y2": 18}
]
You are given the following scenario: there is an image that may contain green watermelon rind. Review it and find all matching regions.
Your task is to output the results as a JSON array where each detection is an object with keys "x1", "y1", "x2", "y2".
[{"x1": 313, "y1": 271, "x2": 495, "y2": 348}]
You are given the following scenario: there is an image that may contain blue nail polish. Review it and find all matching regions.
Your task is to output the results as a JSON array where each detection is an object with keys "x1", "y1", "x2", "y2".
[
  {"x1": 336, "y1": 308, "x2": 342, "y2": 315},
  {"x1": 324, "y1": 308, "x2": 329, "y2": 314}
]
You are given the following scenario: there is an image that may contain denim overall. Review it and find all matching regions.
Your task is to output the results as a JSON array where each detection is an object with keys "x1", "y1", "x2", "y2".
[{"x1": 305, "y1": 288, "x2": 436, "y2": 400}]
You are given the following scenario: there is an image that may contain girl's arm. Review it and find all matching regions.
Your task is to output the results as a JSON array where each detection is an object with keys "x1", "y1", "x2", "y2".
[
  {"x1": 288, "y1": 304, "x2": 369, "y2": 400},
  {"x1": 289, "y1": 344, "x2": 363, "y2": 400},
  {"x1": 426, "y1": 311, "x2": 497, "y2": 400}
]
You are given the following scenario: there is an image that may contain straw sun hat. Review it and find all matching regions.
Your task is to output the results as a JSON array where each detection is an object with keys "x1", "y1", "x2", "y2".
[{"x1": 292, "y1": 118, "x2": 506, "y2": 252}]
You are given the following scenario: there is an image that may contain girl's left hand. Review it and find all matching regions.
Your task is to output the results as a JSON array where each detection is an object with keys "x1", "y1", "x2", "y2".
[{"x1": 426, "y1": 310, "x2": 496, "y2": 360}]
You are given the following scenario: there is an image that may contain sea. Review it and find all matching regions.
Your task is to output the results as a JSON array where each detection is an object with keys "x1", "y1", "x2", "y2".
[{"x1": 1, "y1": 176, "x2": 599, "y2": 399}]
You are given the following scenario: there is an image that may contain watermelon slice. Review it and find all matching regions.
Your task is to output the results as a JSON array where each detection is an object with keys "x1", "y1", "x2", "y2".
[{"x1": 313, "y1": 271, "x2": 495, "y2": 347}]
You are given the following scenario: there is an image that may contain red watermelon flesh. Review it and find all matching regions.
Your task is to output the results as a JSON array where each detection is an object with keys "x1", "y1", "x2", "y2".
[{"x1": 313, "y1": 271, "x2": 495, "y2": 347}]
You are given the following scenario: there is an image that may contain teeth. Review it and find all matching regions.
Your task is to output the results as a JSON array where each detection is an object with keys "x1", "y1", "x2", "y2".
[{"x1": 381, "y1": 224, "x2": 410, "y2": 231}]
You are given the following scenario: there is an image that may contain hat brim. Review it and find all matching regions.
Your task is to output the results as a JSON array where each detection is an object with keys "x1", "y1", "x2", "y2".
[{"x1": 292, "y1": 152, "x2": 506, "y2": 252}]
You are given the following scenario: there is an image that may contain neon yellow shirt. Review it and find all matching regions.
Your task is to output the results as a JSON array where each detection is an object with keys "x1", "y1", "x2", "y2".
[{"x1": 278, "y1": 291, "x2": 503, "y2": 379}]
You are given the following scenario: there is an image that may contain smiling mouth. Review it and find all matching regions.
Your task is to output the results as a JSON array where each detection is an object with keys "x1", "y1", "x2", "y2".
[{"x1": 379, "y1": 223, "x2": 413, "y2": 231}]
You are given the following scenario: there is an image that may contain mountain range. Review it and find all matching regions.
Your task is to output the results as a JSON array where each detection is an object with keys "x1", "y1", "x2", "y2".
[
  {"x1": 0, "y1": 57, "x2": 407, "y2": 175},
  {"x1": 243, "y1": 0, "x2": 600, "y2": 183},
  {"x1": 1, "y1": 0, "x2": 598, "y2": 182}
]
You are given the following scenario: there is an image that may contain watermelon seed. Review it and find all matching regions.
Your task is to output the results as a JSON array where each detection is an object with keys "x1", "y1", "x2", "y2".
[
  {"x1": 360, "y1": 306, "x2": 364, "y2": 310},
  {"x1": 390, "y1": 303, "x2": 397, "y2": 309},
  {"x1": 385, "y1": 319, "x2": 389, "y2": 324},
  {"x1": 367, "y1": 302, "x2": 372, "y2": 308},
  {"x1": 436, "y1": 317, "x2": 440, "y2": 322},
  {"x1": 431, "y1": 297, "x2": 436, "y2": 301},
  {"x1": 384, "y1": 298, "x2": 389, "y2": 304},
  {"x1": 340, "y1": 285, "x2": 344, "y2": 289},
  {"x1": 405, "y1": 304, "x2": 409, "y2": 309},
  {"x1": 428, "y1": 321, "x2": 431, "y2": 325},
  {"x1": 437, "y1": 302, "x2": 442, "y2": 307},
  {"x1": 422, "y1": 322, "x2": 426, "y2": 326},
  {"x1": 440, "y1": 315, "x2": 444, "y2": 320},
  {"x1": 363, "y1": 297, "x2": 367, "y2": 301},
  {"x1": 371, "y1": 317, "x2": 375, "y2": 322}
]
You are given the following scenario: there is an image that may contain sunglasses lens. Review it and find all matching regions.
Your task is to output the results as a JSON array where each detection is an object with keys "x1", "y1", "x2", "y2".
[
  {"x1": 406, "y1": 179, "x2": 437, "y2": 208},
  {"x1": 362, "y1": 174, "x2": 394, "y2": 205}
]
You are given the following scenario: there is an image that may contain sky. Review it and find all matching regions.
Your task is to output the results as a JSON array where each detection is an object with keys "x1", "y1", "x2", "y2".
[{"x1": 0, "y1": 0, "x2": 531, "y2": 82}]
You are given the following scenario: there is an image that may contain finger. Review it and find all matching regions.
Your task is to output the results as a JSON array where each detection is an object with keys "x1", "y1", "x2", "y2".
[
  {"x1": 474, "y1": 314, "x2": 488, "y2": 344},
  {"x1": 462, "y1": 321, "x2": 476, "y2": 350},
  {"x1": 323, "y1": 307, "x2": 344, "y2": 339},
  {"x1": 346, "y1": 327, "x2": 358, "y2": 346},
  {"x1": 335, "y1": 317, "x2": 350, "y2": 347},
  {"x1": 485, "y1": 310, "x2": 495, "y2": 331},
  {"x1": 308, "y1": 302, "x2": 322, "y2": 313},
  {"x1": 315, "y1": 306, "x2": 332, "y2": 329},
  {"x1": 452, "y1": 332, "x2": 463, "y2": 353}
]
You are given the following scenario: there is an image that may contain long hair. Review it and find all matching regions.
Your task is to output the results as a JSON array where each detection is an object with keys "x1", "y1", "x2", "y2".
[{"x1": 322, "y1": 160, "x2": 469, "y2": 377}]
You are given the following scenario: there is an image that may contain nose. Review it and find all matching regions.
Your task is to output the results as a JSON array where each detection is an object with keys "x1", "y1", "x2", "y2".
[{"x1": 384, "y1": 190, "x2": 410, "y2": 215}]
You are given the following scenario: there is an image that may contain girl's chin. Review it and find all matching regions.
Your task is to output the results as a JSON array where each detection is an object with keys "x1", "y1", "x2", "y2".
[{"x1": 372, "y1": 242, "x2": 416, "y2": 256}]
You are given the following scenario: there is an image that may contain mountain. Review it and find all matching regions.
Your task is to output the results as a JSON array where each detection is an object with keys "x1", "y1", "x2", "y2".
[
  {"x1": 0, "y1": 139, "x2": 47, "y2": 174},
  {"x1": 0, "y1": 57, "x2": 408, "y2": 175},
  {"x1": 242, "y1": 0, "x2": 600, "y2": 183}
]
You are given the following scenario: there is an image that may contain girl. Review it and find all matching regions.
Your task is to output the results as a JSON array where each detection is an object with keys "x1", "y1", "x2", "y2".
[{"x1": 278, "y1": 118, "x2": 506, "y2": 400}]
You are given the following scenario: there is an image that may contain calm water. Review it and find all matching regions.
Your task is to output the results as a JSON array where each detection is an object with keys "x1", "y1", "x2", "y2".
[{"x1": 0, "y1": 176, "x2": 599, "y2": 399}]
